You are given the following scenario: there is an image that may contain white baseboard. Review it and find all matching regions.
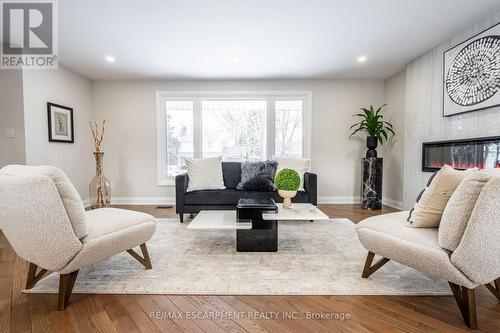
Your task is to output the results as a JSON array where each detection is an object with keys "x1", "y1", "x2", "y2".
[
  {"x1": 111, "y1": 197, "x2": 176, "y2": 205},
  {"x1": 98, "y1": 196, "x2": 403, "y2": 209},
  {"x1": 382, "y1": 198, "x2": 404, "y2": 210},
  {"x1": 82, "y1": 197, "x2": 174, "y2": 208},
  {"x1": 318, "y1": 195, "x2": 403, "y2": 210},
  {"x1": 318, "y1": 196, "x2": 360, "y2": 204}
]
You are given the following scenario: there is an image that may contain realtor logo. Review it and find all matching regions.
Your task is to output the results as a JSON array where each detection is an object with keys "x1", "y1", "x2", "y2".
[{"x1": 1, "y1": 0, "x2": 58, "y2": 68}]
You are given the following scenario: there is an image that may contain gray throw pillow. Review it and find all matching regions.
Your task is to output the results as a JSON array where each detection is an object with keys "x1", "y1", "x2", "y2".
[{"x1": 237, "y1": 161, "x2": 277, "y2": 191}]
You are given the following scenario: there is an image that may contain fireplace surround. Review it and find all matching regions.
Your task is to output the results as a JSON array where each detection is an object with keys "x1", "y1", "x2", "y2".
[{"x1": 422, "y1": 136, "x2": 500, "y2": 172}]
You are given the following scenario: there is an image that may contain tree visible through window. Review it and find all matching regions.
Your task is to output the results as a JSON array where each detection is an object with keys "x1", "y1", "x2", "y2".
[
  {"x1": 275, "y1": 100, "x2": 303, "y2": 158},
  {"x1": 202, "y1": 100, "x2": 266, "y2": 161}
]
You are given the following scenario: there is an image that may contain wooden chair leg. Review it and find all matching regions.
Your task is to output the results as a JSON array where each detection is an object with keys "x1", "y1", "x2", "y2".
[
  {"x1": 485, "y1": 278, "x2": 500, "y2": 301},
  {"x1": 26, "y1": 263, "x2": 49, "y2": 289},
  {"x1": 361, "y1": 251, "x2": 390, "y2": 278},
  {"x1": 449, "y1": 282, "x2": 477, "y2": 329},
  {"x1": 127, "y1": 243, "x2": 152, "y2": 269},
  {"x1": 58, "y1": 270, "x2": 79, "y2": 310}
]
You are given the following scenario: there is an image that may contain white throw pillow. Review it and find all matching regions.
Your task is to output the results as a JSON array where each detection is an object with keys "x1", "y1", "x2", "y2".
[
  {"x1": 407, "y1": 165, "x2": 476, "y2": 228},
  {"x1": 276, "y1": 157, "x2": 311, "y2": 191},
  {"x1": 184, "y1": 156, "x2": 226, "y2": 192}
]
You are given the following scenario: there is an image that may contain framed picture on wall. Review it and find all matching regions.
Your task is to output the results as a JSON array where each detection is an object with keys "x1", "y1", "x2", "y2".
[
  {"x1": 47, "y1": 102, "x2": 74, "y2": 143},
  {"x1": 443, "y1": 22, "x2": 500, "y2": 117}
]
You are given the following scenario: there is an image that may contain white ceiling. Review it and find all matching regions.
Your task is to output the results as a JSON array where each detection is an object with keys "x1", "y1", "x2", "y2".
[{"x1": 58, "y1": 0, "x2": 500, "y2": 80}]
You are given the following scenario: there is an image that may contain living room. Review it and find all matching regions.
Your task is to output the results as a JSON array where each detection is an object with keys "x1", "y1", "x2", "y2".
[{"x1": 1, "y1": 0, "x2": 500, "y2": 332}]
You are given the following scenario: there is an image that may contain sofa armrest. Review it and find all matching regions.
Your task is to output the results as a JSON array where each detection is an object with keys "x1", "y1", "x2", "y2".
[
  {"x1": 175, "y1": 173, "x2": 189, "y2": 214},
  {"x1": 304, "y1": 172, "x2": 317, "y2": 206}
]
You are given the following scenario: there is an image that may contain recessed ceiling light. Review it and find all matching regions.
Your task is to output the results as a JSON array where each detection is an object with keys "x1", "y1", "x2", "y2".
[
  {"x1": 357, "y1": 55, "x2": 367, "y2": 63},
  {"x1": 105, "y1": 56, "x2": 116, "y2": 63},
  {"x1": 231, "y1": 56, "x2": 241, "y2": 63}
]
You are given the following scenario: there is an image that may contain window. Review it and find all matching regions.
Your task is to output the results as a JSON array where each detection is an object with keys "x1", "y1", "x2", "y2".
[
  {"x1": 202, "y1": 100, "x2": 267, "y2": 161},
  {"x1": 275, "y1": 100, "x2": 303, "y2": 159},
  {"x1": 165, "y1": 101, "x2": 193, "y2": 177},
  {"x1": 156, "y1": 91, "x2": 311, "y2": 184}
]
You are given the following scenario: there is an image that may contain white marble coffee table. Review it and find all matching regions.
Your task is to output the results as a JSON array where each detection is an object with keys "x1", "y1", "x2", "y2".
[
  {"x1": 188, "y1": 204, "x2": 328, "y2": 231},
  {"x1": 262, "y1": 203, "x2": 329, "y2": 221},
  {"x1": 187, "y1": 204, "x2": 328, "y2": 252},
  {"x1": 187, "y1": 211, "x2": 252, "y2": 230}
]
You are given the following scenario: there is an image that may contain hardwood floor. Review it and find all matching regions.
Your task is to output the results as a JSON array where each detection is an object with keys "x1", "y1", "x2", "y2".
[{"x1": 1, "y1": 204, "x2": 499, "y2": 333}]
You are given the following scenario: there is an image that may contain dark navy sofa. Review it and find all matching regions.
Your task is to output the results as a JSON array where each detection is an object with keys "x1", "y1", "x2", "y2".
[{"x1": 175, "y1": 162, "x2": 317, "y2": 222}]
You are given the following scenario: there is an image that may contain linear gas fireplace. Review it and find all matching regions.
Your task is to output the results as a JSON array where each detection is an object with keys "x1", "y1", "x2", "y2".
[{"x1": 422, "y1": 136, "x2": 500, "y2": 172}]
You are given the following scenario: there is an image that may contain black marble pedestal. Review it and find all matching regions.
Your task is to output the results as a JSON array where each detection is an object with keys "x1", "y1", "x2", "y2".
[{"x1": 361, "y1": 158, "x2": 383, "y2": 210}]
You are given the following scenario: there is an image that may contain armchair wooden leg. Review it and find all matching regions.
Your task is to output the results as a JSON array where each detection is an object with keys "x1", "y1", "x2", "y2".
[
  {"x1": 361, "y1": 251, "x2": 390, "y2": 278},
  {"x1": 58, "y1": 270, "x2": 79, "y2": 310},
  {"x1": 449, "y1": 282, "x2": 477, "y2": 329},
  {"x1": 26, "y1": 263, "x2": 49, "y2": 289},
  {"x1": 485, "y1": 278, "x2": 500, "y2": 301},
  {"x1": 127, "y1": 243, "x2": 152, "y2": 269}
]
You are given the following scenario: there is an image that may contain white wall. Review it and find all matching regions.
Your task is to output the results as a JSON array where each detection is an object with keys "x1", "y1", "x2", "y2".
[
  {"x1": 91, "y1": 79, "x2": 393, "y2": 204},
  {"x1": 0, "y1": 67, "x2": 25, "y2": 167},
  {"x1": 23, "y1": 66, "x2": 94, "y2": 198},
  {"x1": 381, "y1": 70, "x2": 406, "y2": 208},
  {"x1": 11, "y1": 11, "x2": 500, "y2": 209},
  {"x1": 403, "y1": 11, "x2": 500, "y2": 208}
]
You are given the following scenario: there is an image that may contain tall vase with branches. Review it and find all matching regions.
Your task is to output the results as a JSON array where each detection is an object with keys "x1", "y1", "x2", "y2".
[
  {"x1": 349, "y1": 104, "x2": 395, "y2": 158},
  {"x1": 89, "y1": 121, "x2": 111, "y2": 209}
]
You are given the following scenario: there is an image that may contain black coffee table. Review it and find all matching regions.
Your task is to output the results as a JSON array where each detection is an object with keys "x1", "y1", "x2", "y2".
[{"x1": 236, "y1": 198, "x2": 278, "y2": 252}]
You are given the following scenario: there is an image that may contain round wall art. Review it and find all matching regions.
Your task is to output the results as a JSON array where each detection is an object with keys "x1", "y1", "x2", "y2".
[
  {"x1": 446, "y1": 36, "x2": 500, "y2": 106},
  {"x1": 443, "y1": 23, "x2": 500, "y2": 116}
]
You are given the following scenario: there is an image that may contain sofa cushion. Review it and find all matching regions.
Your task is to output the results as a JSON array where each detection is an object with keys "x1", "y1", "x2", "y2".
[
  {"x1": 439, "y1": 171, "x2": 493, "y2": 251},
  {"x1": 237, "y1": 160, "x2": 277, "y2": 191},
  {"x1": 356, "y1": 211, "x2": 476, "y2": 288},
  {"x1": 407, "y1": 165, "x2": 475, "y2": 228},
  {"x1": 184, "y1": 189, "x2": 246, "y2": 205},
  {"x1": 221, "y1": 162, "x2": 241, "y2": 189}
]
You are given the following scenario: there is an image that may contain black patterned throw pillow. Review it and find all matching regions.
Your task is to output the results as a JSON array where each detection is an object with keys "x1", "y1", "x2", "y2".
[{"x1": 237, "y1": 160, "x2": 278, "y2": 192}]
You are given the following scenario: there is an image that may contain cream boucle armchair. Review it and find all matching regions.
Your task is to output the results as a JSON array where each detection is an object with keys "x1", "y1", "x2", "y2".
[
  {"x1": 356, "y1": 176, "x2": 500, "y2": 329},
  {"x1": 0, "y1": 165, "x2": 156, "y2": 310}
]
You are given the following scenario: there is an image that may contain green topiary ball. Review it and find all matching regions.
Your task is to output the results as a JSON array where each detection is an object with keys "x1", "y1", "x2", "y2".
[{"x1": 275, "y1": 168, "x2": 300, "y2": 191}]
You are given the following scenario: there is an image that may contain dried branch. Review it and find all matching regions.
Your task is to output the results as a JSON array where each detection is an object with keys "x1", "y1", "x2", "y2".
[{"x1": 89, "y1": 120, "x2": 106, "y2": 152}]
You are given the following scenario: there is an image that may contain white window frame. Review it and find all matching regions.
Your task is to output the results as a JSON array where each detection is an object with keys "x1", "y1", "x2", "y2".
[{"x1": 156, "y1": 91, "x2": 312, "y2": 185}]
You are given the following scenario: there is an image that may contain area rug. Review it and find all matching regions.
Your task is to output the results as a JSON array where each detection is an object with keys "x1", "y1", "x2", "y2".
[{"x1": 25, "y1": 218, "x2": 451, "y2": 295}]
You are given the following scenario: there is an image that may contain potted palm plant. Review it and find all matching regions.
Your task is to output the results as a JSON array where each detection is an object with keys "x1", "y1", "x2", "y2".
[
  {"x1": 349, "y1": 104, "x2": 395, "y2": 158},
  {"x1": 275, "y1": 168, "x2": 301, "y2": 209}
]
